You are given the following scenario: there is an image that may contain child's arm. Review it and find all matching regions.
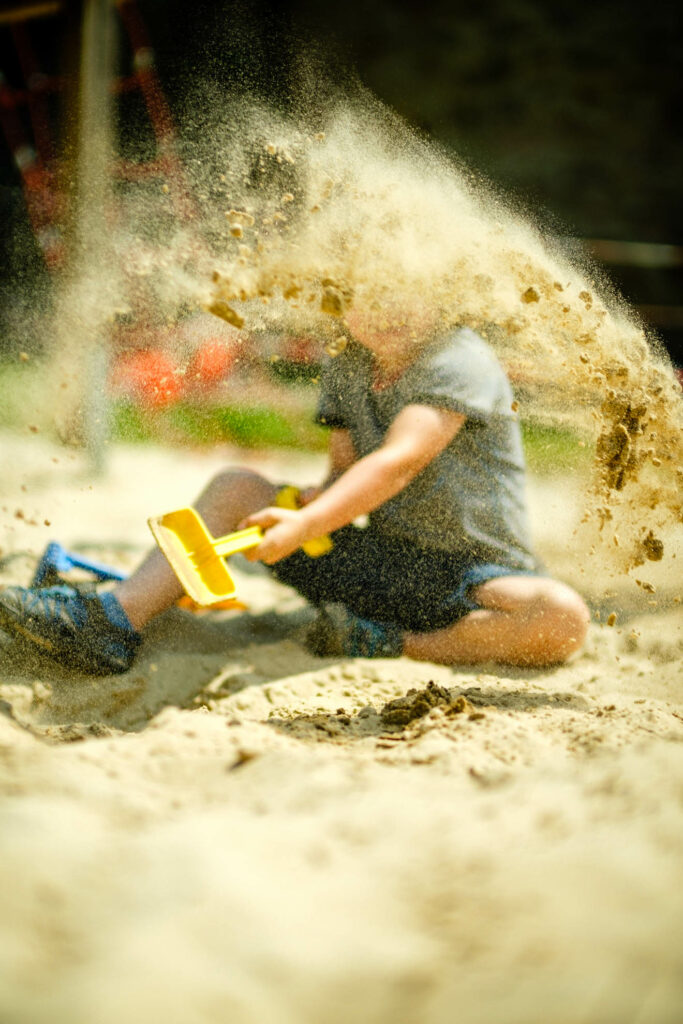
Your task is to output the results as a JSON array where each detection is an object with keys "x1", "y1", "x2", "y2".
[{"x1": 243, "y1": 405, "x2": 465, "y2": 563}]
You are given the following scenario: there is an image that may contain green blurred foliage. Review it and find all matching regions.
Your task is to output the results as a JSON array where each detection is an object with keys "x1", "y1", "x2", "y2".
[
  {"x1": 111, "y1": 397, "x2": 591, "y2": 475},
  {"x1": 111, "y1": 400, "x2": 329, "y2": 452},
  {"x1": 520, "y1": 421, "x2": 594, "y2": 475},
  {"x1": 0, "y1": 359, "x2": 593, "y2": 473}
]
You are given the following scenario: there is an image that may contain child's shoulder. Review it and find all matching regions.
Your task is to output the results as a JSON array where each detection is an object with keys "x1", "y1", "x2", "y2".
[
  {"x1": 424, "y1": 324, "x2": 497, "y2": 357},
  {"x1": 413, "y1": 326, "x2": 506, "y2": 379},
  {"x1": 403, "y1": 327, "x2": 514, "y2": 418}
]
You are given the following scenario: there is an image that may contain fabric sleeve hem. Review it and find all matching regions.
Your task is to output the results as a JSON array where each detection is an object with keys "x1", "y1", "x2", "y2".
[{"x1": 407, "y1": 393, "x2": 503, "y2": 423}]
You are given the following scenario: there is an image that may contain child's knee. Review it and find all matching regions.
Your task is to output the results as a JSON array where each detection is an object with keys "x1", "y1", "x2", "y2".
[
  {"x1": 199, "y1": 468, "x2": 279, "y2": 527},
  {"x1": 205, "y1": 467, "x2": 270, "y2": 501},
  {"x1": 532, "y1": 580, "x2": 590, "y2": 660},
  {"x1": 476, "y1": 575, "x2": 590, "y2": 663}
]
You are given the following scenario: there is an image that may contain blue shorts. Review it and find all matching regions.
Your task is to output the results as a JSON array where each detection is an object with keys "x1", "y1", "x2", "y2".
[{"x1": 270, "y1": 524, "x2": 538, "y2": 632}]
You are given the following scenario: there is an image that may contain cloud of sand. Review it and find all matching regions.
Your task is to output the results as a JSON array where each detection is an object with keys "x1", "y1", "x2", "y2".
[
  {"x1": 38, "y1": 77, "x2": 681, "y2": 578},
  {"x1": 167, "y1": 88, "x2": 680, "y2": 574}
]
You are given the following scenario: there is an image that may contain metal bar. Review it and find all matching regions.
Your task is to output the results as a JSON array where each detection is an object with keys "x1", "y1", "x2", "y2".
[
  {"x1": 115, "y1": 0, "x2": 197, "y2": 222},
  {"x1": 114, "y1": 155, "x2": 175, "y2": 180},
  {"x1": 10, "y1": 20, "x2": 55, "y2": 163},
  {"x1": 582, "y1": 238, "x2": 683, "y2": 269},
  {"x1": 0, "y1": 3, "x2": 61, "y2": 26}
]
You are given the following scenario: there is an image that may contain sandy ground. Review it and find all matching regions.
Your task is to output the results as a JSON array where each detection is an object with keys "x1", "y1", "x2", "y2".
[{"x1": 0, "y1": 432, "x2": 682, "y2": 1024}]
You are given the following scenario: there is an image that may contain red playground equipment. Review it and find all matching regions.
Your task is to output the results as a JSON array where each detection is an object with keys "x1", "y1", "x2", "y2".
[
  {"x1": 0, "y1": 0, "x2": 194, "y2": 268},
  {"x1": 0, "y1": 1, "x2": 240, "y2": 407}
]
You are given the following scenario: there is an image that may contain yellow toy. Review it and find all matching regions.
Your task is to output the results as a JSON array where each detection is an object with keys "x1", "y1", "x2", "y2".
[{"x1": 148, "y1": 486, "x2": 332, "y2": 606}]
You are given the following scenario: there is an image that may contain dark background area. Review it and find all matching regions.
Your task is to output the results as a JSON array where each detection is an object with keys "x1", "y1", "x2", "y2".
[{"x1": 1, "y1": 0, "x2": 681, "y2": 362}]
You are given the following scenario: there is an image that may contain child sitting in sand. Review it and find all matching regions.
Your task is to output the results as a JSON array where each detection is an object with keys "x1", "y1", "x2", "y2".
[{"x1": 0, "y1": 304, "x2": 589, "y2": 674}]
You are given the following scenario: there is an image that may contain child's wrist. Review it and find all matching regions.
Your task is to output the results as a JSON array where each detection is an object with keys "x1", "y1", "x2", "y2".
[{"x1": 298, "y1": 505, "x2": 330, "y2": 541}]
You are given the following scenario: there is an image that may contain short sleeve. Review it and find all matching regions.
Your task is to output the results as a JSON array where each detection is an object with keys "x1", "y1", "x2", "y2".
[{"x1": 401, "y1": 329, "x2": 513, "y2": 421}]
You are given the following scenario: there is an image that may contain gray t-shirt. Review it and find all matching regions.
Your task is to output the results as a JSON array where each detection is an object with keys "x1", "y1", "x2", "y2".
[{"x1": 316, "y1": 327, "x2": 537, "y2": 571}]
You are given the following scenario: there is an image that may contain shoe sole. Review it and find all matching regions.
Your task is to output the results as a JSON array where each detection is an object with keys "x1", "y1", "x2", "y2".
[
  {"x1": 0, "y1": 608, "x2": 59, "y2": 654},
  {"x1": 0, "y1": 604, "x2": 122, "y2": 675}
]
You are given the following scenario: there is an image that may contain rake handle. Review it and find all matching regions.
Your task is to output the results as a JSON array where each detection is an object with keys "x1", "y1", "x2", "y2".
[{"x1": 211, "y1": 526, "x2": 263, "y2": 559}]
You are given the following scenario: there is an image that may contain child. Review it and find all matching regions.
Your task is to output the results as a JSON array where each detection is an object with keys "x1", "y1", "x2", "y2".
[{"x1": 0, "y1": 307, "x2": 589, "y2": 674}]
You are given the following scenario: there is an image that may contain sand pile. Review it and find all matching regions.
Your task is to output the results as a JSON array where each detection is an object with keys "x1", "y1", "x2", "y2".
[{"x1": 0, "y1": 440, "x2": 682, "y2": 1023}]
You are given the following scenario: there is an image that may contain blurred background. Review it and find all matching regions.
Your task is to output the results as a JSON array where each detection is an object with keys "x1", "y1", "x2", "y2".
[{"x1": 0, "y1": 0, "x2": 680, "y2": 461}]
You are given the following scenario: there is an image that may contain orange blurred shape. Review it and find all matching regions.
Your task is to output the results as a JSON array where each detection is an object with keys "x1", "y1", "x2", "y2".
[
  {"x1": 114, "y1": 349, "x2": 183, "y2": 408},
  {"x1": 176, "y1": 595, "x2": 248, "y2": 613},
  {"x1": 187, "y1": 339, "x2": 236, "y2": 387},
  {"x1": 283, "y1": 335, "x2": 317, "y2": 364}
]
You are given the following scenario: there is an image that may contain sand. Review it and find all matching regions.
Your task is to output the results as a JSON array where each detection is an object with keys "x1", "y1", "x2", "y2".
[{"x1": 0, "y1": 433, "x2": 681, "y2": 1024}]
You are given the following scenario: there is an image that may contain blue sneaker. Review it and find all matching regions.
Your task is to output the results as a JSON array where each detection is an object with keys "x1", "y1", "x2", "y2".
[
  {"x1": 306, "y1": 603, "x2": 403, "y2": 658},
  {"x1": 0, "y1": 585, "x2": 141, "y2": 675}
]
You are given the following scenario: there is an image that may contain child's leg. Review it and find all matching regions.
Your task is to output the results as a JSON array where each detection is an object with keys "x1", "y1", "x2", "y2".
[
  {"x1": 403, "y1": 576, "x2": 590, "y2": 667},
  {"x1": 115, "y1": 469, "x2": 280, "y2": 630},
  {"x1": 0, "y1": 468, "x2": 283, "y2": 675}
]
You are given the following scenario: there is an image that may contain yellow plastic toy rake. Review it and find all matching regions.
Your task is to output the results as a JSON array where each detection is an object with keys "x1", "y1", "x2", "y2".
[{"x1": 148, "y1": 486, "x2": 332, "y2": 606}]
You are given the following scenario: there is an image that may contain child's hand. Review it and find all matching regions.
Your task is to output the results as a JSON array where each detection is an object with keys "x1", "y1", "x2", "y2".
[{"x1": 238, "y1": 507, "x2": 309, "y2": 564}]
